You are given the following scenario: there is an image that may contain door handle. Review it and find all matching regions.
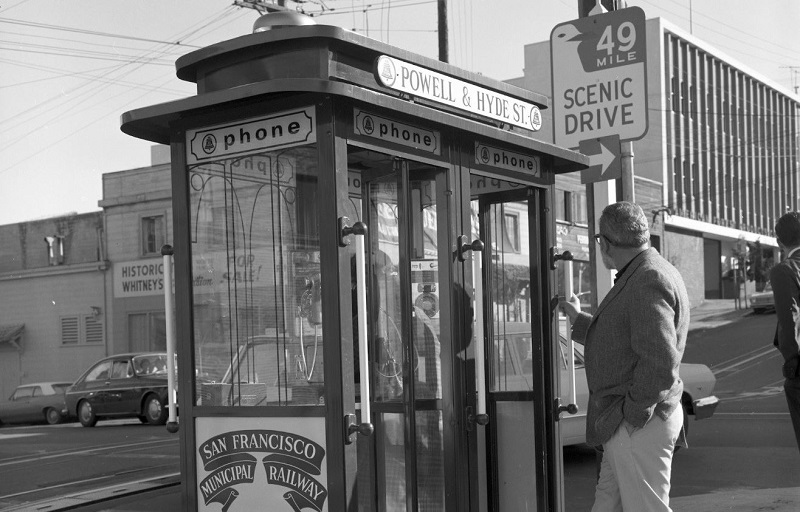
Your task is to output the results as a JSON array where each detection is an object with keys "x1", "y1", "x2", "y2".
[
  {"x1": 471, "y1": 242, "x2": 488, "y2": 426},
  {"x1": 457, "y1": 235, "x2": 484, "y2": 262},
  {"x1": 343, "y1": 217, "x2": 373, "y2": 444},
  {"x1": 466, "y1": 406, "x2": 489, "y2": 430},
  {"x1": 550, "y1": 247, "x2": 573, "y2": 270},
  {"x1": 555, "y1": 398, "x2": 578, "y2": 420}
]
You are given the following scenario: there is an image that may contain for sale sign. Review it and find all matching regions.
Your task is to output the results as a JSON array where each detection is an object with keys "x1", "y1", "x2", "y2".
[{"x1": 550, "y1": 7, "x2": 648, "y2": 150}]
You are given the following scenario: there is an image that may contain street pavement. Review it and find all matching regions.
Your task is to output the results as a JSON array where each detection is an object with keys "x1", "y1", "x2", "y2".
[
  {"x1": 672, "y1": 299, "x2": 800, "y2": 512},
  {"x1": 11, "y1": 300, "x2": 800, "y2": 511}
]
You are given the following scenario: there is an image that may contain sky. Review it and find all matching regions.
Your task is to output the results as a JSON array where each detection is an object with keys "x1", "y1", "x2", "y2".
[{"x1": 1, "y1": 0, "x2": 798, "y2": 226}]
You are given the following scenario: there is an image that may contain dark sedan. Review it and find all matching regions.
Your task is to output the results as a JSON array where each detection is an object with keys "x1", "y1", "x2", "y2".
[{"x1": 65, "y1": 352, "x2": 172, "y2": 427}]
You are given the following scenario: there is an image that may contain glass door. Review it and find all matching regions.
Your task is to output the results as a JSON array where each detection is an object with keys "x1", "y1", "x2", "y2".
[
  {"x1": 342, "y1": 147, "x2": 453, "y2": 512},
  {"x1": 469, "y1": 175, "x2": 554, "y2": 511}
]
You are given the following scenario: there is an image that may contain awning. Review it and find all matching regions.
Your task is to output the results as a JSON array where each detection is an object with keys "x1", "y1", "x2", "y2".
[{"x1": 0, "y1": 324, "x2": 24, "y2": 350}]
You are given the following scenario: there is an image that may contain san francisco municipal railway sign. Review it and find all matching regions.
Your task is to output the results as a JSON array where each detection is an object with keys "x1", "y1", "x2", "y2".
[{"x1": 375, "y1": 55, "x2": 543, "y2": 132}]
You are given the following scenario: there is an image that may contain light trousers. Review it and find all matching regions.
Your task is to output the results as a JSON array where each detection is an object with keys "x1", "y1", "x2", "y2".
[{"x1": 591, "y1": 407, "x2": 683, "y2": 512}]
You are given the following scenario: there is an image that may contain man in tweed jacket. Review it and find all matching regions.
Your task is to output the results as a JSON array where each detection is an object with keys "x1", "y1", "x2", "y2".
[
  {"x1": 561, "y1": 202, "x2": 689, "y2": 512},
  {"x1": 769, "y1": 211, "x2": 800, "y2": 453}
]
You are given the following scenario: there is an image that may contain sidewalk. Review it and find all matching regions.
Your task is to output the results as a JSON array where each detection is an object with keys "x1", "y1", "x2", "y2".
[{"x1": 688, "y1": 298, "x2": 752, "y2": 332}]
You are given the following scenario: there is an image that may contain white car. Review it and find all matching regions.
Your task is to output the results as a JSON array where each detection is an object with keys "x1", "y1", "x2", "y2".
[
  {"x1": 490, "y1": 321, "x2": 719, "y2": 447},
  {"x1": 749, "y1": 281, "x2": 775, "y2": 314},
  {"x1": 558, "y1": 333, "x2": 719, "y2": 446}
]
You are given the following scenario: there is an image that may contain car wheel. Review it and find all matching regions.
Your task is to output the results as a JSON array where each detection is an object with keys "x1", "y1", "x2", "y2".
[
  {"x1": 78, "y1": 400, "x2": 98, "y2": 427},
  {"x1": 143, "y1": 395, "x2": 168, "y2": 425},
  {"x1": 138, "y1": 415, "x2": 148, "y2": 424},
  {"x1": 45, "y1": 407, "x2": 62, "y2": 425}
]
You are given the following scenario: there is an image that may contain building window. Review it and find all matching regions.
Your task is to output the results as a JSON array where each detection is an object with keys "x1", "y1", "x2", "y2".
[
  {"x1": 128, "y1": 312, "x2": 166, "y2": 352},
  {"x1": 555, "y1": 189, "x2": 587, "y2": 225},
  {"x1": 573, "y1": 190, "x2": 588, "y2": 225},
  {"x1": 555, "y1": 190, "x2": 569, "y2": 222},
  {"x1": 502, "y1": 212, "x2": 520, "y2": 253},
  {"x1": 61, "y1": 315, "x2": 104, "y2": 345},
  {"x1": 141, "y1": 215, "x2": 165, "y2": 255},
  {"x1": 44, "y1": 235, "x2": 65, "y2": 265}
]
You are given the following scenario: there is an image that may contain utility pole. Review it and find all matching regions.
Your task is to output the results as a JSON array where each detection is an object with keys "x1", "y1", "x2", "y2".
[
  {"x1": 779, "y1": 66, "x2": 800, "y2": 94},
  {"x1": 437, "y1": 0, "x2": 448, "y2": 62}
]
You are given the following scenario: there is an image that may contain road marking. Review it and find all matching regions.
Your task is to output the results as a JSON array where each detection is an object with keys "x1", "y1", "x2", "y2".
[
  {"x1": 712, "y1": 412, "x2": 790, "y2": 418},
  {"x1": 0, "y1": 438, "x2": 175, "y2": 467},
  {"x1": 0, "y1": 433, "x2": 41, "y2": 440},
  {"x1": 712, "y1": 347, "x2": 780, "y2": 376},
  {"x1": 721, "y1": 385, "x2": 785, "y2": 402}
]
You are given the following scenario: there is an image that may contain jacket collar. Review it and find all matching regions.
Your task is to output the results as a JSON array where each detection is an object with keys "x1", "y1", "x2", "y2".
[{"x1": 593, "y1": 247, "x2": 654, "y2": 320}]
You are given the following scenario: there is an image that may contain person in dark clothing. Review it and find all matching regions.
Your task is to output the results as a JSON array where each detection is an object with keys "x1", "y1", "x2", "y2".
[{"x1": 769, "y1": 211, "x2": 800, "y2": 453}]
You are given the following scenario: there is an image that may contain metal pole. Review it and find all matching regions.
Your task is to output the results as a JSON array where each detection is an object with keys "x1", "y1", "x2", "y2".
[
  {"x1": 621, "y1": 141, "x2": 635, "y2": 202},
  {"x1": 437, "y1": 0, "x2": 448, "y2": 62},
  {"x1": 161, "y1": 244, "x2": 179, "y2": 433}
]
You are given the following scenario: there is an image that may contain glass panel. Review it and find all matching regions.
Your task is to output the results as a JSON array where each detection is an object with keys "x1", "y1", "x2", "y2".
[
  {"x1": 190, "y1": 146, "x2": 324, "y2": 407},
  {"x1": 487, "y1": 200, "x2": 534, "y2": 392},
  {"x1": 368, "y1": 176, "x2": 405, "y2": 403},
  {"x1": 409, "y1": 175, "x2": 441, "y2": 401},
  {"x1": 379, "y1": 412, "x2": 406, "y2": 512},
  {"x1": 556, "y1": 260, "x2": 593, "y2": 311},
  {"x1": 495, "y1": 401, "x2": 537, "y2": 511},
  {"x1": 416, "y1": 410, "x2": 444, "y2": 511},
  {"x1": 348, "y1": 149, "x2": 449, "y2": 511}
]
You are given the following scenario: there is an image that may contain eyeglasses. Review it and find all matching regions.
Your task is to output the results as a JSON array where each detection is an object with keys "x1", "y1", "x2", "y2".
[{"x1": 594, "y1": 234, "x2": 616, "y2": 245}]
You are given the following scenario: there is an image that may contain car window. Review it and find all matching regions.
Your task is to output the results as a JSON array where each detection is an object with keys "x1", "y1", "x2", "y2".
[
  {"x1": 86, "y1": 361, "x2": 113, "y2": 382},
  {"x1": 52, "y1": 384, "x2": 71, "y2": 394},
  {"x1": 31, "y1": 386, "x2": 44, "y2": 397},
  {"x1": 133, "y1": 354, "x2": 169, "y2": 375},
  {"x1": 12, "y1": 387, "x2": 34, "y2": 400},
  {"x1": 111, "y1": 360, "x2": 132, "y2": 379}
]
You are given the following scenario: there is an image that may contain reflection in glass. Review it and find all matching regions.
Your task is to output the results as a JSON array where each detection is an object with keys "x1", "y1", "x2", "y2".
[
  {"x1": 189, "y1": 147, "x2": 324, "y2": 407},
  {"x1": 486, "y1": 200, "x2": 534, "y2": 392},
  {"x1": 351, "y1": 150, "x2": 446, "y2": 511}
]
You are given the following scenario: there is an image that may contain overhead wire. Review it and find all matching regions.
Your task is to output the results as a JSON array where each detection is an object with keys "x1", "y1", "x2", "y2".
[
  {"x1": 0, "y1": 17, "x2": 204, "y2": 49},
  {"x1": 0, "y1": 6, "x2": 247, "y2": 174}
]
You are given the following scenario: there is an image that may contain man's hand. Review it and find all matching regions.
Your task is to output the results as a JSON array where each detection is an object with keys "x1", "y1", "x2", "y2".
[{"x1": 559, "y1": 293, "x2": 581, "y2": 322}]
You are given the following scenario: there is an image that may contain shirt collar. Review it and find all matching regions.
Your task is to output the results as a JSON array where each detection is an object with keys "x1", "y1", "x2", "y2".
[
  {"x1": 614, "y1": 248, "x2": 648, "y2": 283},
  {"x1": 787, "y1": 246, "x2": 800, "y2": 259}
]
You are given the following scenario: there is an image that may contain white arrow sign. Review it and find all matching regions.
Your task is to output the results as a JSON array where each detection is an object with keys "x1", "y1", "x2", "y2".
[
  {"x1": 579, "y1": 135, "x2": 621, "y2": 184},
  {"x1": 591, "y1": 141, "x2": 617, "y2": 178}
]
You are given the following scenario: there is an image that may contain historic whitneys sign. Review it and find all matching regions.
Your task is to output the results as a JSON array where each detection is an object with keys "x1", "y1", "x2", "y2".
[
  {"x1": 114, "y1": 259, "x2": 165, "y2": 298},
  {"x1": 187, "y1": 106, "x2": 316, "y2": 164},
  {"x1": 375, "y1": 55, "x2": 543, "y2": 132}
]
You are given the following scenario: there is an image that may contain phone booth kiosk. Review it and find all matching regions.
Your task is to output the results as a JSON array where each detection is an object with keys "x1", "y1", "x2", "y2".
[{"x1": 122, "y1": 12, "x2": 587, "y2": 512}]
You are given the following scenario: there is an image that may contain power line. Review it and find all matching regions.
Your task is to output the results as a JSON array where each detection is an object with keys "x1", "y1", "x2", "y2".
[
  {"x1": 0, "y1": 17, "x2": 203, "y2": 48},
  {"x1": 0, "y1": 7, "x2": 244, "y2": 172}
]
